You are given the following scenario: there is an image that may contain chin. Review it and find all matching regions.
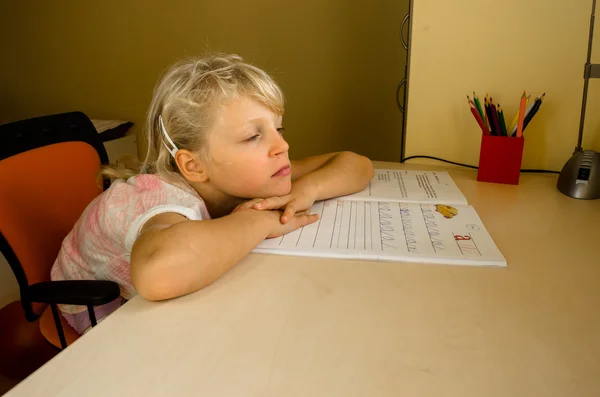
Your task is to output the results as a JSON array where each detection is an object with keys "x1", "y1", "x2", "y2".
[
  {"x1": 265, "y1": 179, "x2": 292, "y2": 197},
  {"x1": 236, "y1": 179, "x2": 291, "y2": 199},
  {"x1": 270, "y1": 185, "x2": 292, "y2": 197}
]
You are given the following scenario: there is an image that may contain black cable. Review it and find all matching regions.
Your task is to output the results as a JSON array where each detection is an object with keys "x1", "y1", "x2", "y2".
[
  {"x1": 520, "y1": 168, "x2": 560, "y2": 174},
  {"x1": 402, "y1": 155, "x2": 478, "y2": 169},
  {"x1": 395, "y1": 81, "x2": 404, "y2": 113},
  {"x1": 401, "y1": 155, "x2": 560, "y2": 174}
]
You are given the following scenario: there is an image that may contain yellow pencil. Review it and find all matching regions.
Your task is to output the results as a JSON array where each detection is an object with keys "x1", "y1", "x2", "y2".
[
  {"x1": 508, "y1": 111, "x2": 519, "y2": 134},
  {"x1": 516, "y1": 91, "x2": 527, "y2": 138}
]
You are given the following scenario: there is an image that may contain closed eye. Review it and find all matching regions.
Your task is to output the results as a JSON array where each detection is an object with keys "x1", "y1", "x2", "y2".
[
  {"x1": 277, "y1": 127, "x2": 285, "y2": 135},
  {"x1": 245, "y1": 134, "x2": 260, "y2": 142}
]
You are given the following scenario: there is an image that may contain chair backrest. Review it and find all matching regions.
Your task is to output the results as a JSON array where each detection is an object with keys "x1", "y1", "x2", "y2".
[{"x1": 0, "y1": 112, "x2": 109, "y2": 321}]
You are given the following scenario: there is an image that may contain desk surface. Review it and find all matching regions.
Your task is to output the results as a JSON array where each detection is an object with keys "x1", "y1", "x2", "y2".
[{"x1": 7, "y1": 162, "x2": 600, "y2": 397}]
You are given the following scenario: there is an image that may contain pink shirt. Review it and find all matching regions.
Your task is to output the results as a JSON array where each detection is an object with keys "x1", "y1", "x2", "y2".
[{"x1": 50, "y1": 174, "x2": 210, "y2": 332}]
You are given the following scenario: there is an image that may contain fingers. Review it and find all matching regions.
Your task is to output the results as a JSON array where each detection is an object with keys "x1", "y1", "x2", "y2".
[
  {"x1": 280, "y1": 203, "x2": 297, "y2": 224},
  {"x1": 253, "y1": 195, "x2": 292, "y2": 210},
  {"x1": 290, "y1": 213, "x2": 319, "y2": 228},
  {"x1": 232, "y1": 198, "x2": 263, "y2": 213},
  {"x1": 267, "y1": 212, "x2": 319, "y2": 239}
]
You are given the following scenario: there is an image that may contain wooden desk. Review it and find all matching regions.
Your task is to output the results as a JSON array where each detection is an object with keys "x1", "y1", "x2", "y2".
[{"x1": 7, "y1": 163, "x2": 600, "y2": 397}]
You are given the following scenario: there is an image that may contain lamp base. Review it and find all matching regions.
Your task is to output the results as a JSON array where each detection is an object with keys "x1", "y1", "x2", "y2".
[{"x1": 557, "y1": 150, "x2": 600, "y2": 199}]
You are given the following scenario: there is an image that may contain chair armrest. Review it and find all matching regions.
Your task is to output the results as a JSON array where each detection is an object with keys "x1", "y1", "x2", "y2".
[{"x1": 28, "y1": 280, "x2": 120, "y2": 306}]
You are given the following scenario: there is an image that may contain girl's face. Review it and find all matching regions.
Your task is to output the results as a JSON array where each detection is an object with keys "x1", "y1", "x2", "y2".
[{"x1": 203, "y1": 96, "x2": 291, "y2": 199}]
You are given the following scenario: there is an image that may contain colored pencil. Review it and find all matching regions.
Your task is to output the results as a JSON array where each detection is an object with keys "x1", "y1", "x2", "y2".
[
  {"x1": 489, "y1": 98, "x2": 502, "y2": 136},
  {"x1": 469, "y1": 102, "x2": 489, "y2": 134},
  {"x1": 468, "y1": 95, "x2": 489, "y2": 134},
  {"x1": 509, "y1": 91, "x2": 533, "y2": 135},
  {"x1": 484, "y1": 96, "x2": 497, "y2": 135},
  {"x1": 516, "y1": 91, "x2": 527, "y2": 138},
  {"x1": 467, "y1": 96, "x2": 486, "y2": 133},
  {"x1": 473, "y1": 92, "x2": 489, "y2": 130},
  {"x1": 508, "y1": 106, "x2": 520, "y2": 135},
  {"x1": 511, "y1": 93, "x2": 538, "y2": 136},
  {"x1": 523, "y1": 95, "x2": 537, "y2": 121},
  {"x1": 522, "y1": 93, "x2": 545, "y2": 131},
  {"x1": 498, "y1": 104, "x2": 508, "y2": 136},
  {"x1": 466, "y1": 95, "x2": 474, "y2": 106}
]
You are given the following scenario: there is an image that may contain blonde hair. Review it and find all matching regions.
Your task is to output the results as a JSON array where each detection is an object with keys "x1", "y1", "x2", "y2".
[{"x1": 101, "y1": 53, "x2": 285, "y2": 181}]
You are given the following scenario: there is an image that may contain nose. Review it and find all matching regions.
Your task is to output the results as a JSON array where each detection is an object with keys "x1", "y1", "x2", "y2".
[{"x1": 269, "y1": 130, "x2": 289, "y2": 157}]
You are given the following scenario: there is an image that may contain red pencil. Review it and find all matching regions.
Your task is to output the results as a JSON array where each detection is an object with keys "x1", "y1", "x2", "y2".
[{"x1": 469, "y1": 103, "x2": 489, "y2": 135}]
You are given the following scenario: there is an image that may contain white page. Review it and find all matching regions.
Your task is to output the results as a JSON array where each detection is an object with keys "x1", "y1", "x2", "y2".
[
  {"x1": 338, "y1": 169, "x2": 468, "y2": 206},
  {"x1": 254, "y1": 199, "x2": 506, "y2": 267}
]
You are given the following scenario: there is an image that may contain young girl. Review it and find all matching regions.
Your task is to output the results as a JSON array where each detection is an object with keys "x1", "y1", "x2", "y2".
[{"x1": 51, "y1": 53, "x2": 374, "y2": 334}]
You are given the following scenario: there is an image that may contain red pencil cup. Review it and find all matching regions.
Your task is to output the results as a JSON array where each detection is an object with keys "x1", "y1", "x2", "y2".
[{"x1": 477, "y1": 135, "x2": 524, "y2": 185}]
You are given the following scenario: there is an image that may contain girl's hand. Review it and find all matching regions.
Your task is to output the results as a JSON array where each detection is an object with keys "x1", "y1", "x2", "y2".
[
  {"x1": 231, "y1": 198, "x2": 264, "y2": 214},
  {"x1": 230, "y1": 198, "x2": 319, "y2": 238},
  {"x1": 264, "y1": 210, "x2": 319, "y2": 239},
  {"x1": 252, "y1": 190, "x2": 317, "y2": 224}
]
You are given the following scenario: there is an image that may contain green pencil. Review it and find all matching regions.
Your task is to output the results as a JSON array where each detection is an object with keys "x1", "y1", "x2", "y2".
[
  {"x1": 498, "y1": 104, "x2": 508, "y2": 136},
  {"x1": 473, "y1": 92, "x2": 488, "y2": 130}
]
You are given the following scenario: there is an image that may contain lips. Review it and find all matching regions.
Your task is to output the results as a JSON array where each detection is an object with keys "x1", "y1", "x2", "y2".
[{"x1": 272, "y1": 165, "x2": 291, "y2": 177}]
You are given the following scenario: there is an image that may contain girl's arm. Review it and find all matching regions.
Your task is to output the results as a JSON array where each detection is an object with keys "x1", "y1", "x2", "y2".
[
  {"x1": 130, "y1": 210, "x2": 317, "y2": 301},
  {"x1": 253, "y1": 151, "x2": 374, "y2": 222},
  {"x1": 290, "y1": 151, "x2": 374, "y2": 202}
]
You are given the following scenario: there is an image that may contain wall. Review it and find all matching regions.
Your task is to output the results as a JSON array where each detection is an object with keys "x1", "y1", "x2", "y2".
[
  {"x1": 0, "y1": 0, "x2": 408, "y2": 162},
  {"x1": 406, "y1": 0, "x2": 600, "y2": 171}
]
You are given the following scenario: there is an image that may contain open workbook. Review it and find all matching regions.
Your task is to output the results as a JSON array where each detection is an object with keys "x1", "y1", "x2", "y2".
[{"x1": 254, "y1": 169, "x2": 506, "y2": 267}]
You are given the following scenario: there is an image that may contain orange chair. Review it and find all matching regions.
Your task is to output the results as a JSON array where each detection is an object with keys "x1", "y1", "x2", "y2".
[{"x1": 0, "y1": 112, "x2": 120, "y2": 351}]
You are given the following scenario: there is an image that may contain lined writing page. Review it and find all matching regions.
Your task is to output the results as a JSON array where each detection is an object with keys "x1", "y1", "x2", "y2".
[
  {"x1": 339, "y1": 170, "x2": 468, "y2": 205},
  {"x1": 255, "y1": 199, "x2": 505, "y2": 266}
]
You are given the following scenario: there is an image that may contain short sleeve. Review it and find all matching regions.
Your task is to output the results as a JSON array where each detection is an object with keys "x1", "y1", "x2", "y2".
[{"x1": 124, "y1": 204, "x2": 203, "y2": 252}]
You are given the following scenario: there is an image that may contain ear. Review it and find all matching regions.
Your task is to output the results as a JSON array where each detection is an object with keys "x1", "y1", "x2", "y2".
[{"x1": 174, "y1": 149, "x2": 209, "y2": 183}]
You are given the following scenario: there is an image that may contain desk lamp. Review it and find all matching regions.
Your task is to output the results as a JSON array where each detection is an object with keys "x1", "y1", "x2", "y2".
[{"x1": 557, "y1": 0, "x2": 600, "y2": 199}]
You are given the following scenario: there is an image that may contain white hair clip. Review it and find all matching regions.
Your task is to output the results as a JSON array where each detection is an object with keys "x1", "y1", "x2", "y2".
[{"x1": 159, "y1": 115, "x2": 179, "y2": 158}]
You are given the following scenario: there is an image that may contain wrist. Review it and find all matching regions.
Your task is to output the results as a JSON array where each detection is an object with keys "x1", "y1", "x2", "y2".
[
  {"x1": 232, "y1": 208, "x2": 280, "y2": 237},
  {"x1": 291, "y1": 177, "x2": 321, "y2": 202}
]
